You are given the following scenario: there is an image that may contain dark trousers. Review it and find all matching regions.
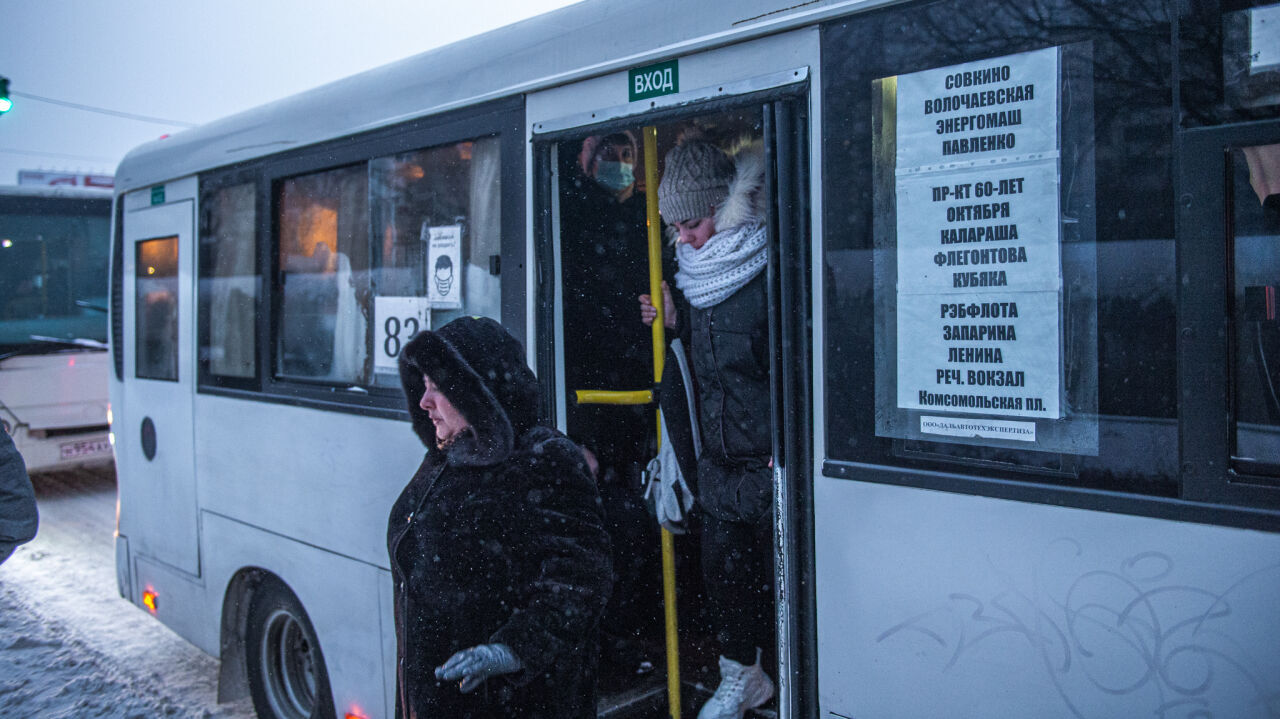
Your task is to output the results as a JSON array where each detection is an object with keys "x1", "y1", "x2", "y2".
[{"x1": 701, "y1": 503, "x2": 775, "y2": 666}]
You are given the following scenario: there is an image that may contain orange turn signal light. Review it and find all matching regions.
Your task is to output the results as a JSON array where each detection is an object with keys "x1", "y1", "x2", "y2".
[{"x1": 142, "y1": 588, "x2": 158, "y2": 614}]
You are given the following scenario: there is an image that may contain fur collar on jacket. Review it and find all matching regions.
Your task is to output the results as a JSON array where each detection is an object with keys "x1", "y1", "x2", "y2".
[
  {"x1": 399, "y1": 317, "x2": 540, "y2": 467},
  {"x1": 714, "y1": 140, "x2": 766, "y2": 231}
]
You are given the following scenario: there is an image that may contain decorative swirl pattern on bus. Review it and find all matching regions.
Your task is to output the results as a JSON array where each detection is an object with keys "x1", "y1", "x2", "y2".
[{"x1": 877, "y1": 538, "x2": 1280, "y2": 719}]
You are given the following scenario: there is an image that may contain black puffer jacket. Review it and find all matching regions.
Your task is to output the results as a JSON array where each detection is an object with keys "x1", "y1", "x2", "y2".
[
  {"x1": 677, "y1": 144, "x2": 773, "y2": 523},
  {"x1": 388, "y1": 317, "x2": 612, "y2": 719},
  {"x1": 687, "y1": 271, "x2": 770, "y2": 464}
]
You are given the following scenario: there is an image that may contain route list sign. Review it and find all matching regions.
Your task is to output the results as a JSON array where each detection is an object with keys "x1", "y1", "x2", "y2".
[{"x1": 893, "y1": 47, "x2": 1063, "y2": 421}]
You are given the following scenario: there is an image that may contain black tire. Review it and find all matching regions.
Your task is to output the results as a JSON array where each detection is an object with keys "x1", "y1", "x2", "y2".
[{"x1": 244, "y1": 577, "x2": 337, "y2": 719}]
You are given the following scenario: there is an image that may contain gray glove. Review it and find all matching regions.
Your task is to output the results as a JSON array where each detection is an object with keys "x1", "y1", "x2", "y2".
[{"x1": 435, "y1": 643, "x2": 523, "y2": 693}]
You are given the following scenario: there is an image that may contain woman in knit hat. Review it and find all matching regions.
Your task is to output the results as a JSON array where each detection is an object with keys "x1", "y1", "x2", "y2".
[{"x1": 639, "y1": 136, "x2": 775, "y2": 719}]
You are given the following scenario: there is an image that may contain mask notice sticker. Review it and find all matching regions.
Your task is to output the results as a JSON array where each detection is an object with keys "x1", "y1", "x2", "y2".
[{"x1": 425, "y1": 224, "x2": 463, "y2": 309}]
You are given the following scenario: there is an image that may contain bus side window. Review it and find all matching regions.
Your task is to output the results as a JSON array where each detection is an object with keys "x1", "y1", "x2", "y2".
[
  {"x1": 136, "y1": 237, "x2": 179, "y2": 382},
  {"x1": 276, "y1": 164, "x2": 370, "y2": 384},
  {"x1": 367, "y1": 137, "x2": 503, "y2": 388},
  {"x1": 1232, "y1": 144, "x2": 1280, "y2": 477},
  {"x1": 820, "y1": 2, "x2": 1179, "y2": 495},
  {"x1": 200, "y1": 182, "x2": 258, "y2": 382},
  {"x1": 271, "y1": 137, "x2": 504, "y2": 391}
]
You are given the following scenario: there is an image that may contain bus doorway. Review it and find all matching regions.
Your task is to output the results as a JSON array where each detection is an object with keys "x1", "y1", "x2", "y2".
[
  {"x1": 536, "y1": 91, "x2": 812, "y2": 718},
  {"x1": 117, "y1": 189, "x2": 199, "y2": 578}
]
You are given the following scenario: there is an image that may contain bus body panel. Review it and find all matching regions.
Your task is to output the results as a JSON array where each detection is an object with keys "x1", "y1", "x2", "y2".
[
  {"x1": 117, "y1": 187, "x2": 199, "y2": 577},
  {"x1": 0, "y1": 351, "x2": 110, "y2": 431},
  {"x1": 814, "y1": 477, "x2": 1280, "y2": 718},
  {"x1": 201, "y1": 512, "x2": 390, "y2": 719},
  {"x1": 193, "y1": 394, "x2": 420, "y2": 569},
  {"x1": 133, "y1": 553, "x2": 218, "y2": 654},
  {"x1": 527, "y1": 27, "x2": 818, "y2": 132},
  {"x1": 114, "y1": 1, "x2": 861, "y2": 194},
  {"x1": 1, "y1": 351, "x2": 112, "y2": 472}
]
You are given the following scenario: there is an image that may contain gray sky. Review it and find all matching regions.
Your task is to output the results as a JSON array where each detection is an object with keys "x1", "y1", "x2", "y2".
[{"x1": 0, "y1": 0, "x2": 581, "y2": 184}]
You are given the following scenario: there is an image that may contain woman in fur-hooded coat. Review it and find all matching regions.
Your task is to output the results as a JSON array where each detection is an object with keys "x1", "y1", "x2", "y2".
[{"x1": 388, "y1": 316, "x2": 612, "y2": 719}]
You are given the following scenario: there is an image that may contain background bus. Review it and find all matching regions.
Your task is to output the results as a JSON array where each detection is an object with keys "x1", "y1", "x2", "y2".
[
  {"x1": 1, "y1": 185, "x2": 113, "y2": 472},
  {"x1": 110, "y1": 1, "x2": 1280, "y2": 718}
]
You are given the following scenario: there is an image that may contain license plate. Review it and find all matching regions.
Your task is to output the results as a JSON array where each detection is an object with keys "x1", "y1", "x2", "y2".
[{"x1": 59, "y1": 438, "x2": 111, "y2": 460}]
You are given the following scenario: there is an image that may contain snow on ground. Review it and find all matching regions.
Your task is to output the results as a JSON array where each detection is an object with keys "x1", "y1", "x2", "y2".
[{"x1": 0, "y1": 465, "x2": 254, "y2": 718}]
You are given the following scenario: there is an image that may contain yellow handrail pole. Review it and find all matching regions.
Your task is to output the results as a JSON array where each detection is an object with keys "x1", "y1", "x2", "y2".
[
  {"x1": 643, "y1": 124, "x2": 682, "y2": 719},
  {"x1": 574, "y1": 389, "x2": 653, "y2": 406}
]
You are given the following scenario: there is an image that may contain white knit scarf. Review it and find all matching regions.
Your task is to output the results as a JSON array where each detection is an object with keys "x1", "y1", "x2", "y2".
[{"x1": 674, "y1": 220, "x2": 767, "y2": 308}]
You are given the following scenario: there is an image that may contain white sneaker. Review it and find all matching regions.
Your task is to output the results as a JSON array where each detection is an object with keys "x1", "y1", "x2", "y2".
[{"x1": 697, "y1": 649, "x2": 775, "y2": 719}]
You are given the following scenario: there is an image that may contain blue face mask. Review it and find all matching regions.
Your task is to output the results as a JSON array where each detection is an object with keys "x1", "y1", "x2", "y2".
[{"x1": 594, "y1": 160, "x2": 636, "y2": 192}]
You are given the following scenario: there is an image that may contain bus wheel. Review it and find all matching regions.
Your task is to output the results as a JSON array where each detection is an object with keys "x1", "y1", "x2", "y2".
[{"x1": 245, "y1": 578, "x2": 336, "y2": 719}]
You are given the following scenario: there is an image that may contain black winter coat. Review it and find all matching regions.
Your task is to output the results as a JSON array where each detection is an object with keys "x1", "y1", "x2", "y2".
[
  {"x1": 674, "y1": 142, "x2": 773, "y2": 525},
  {"x1": 0, "y1": 429, "x2": 37, "y2": 564},
  {"x1": 683, "y1": 271, "x2": 773, "y2": 524},
  {"x1": 687, "y1": 271, "x2": 771, "y2": 463},
  {"x1": 388, "y1": 318, "x2": 612, "y2": 719}
]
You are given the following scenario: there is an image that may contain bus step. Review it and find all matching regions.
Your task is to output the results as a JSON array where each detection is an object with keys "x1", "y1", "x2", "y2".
[{"x1": 596, "y1": 680, "x2": 778, "y2": 719}]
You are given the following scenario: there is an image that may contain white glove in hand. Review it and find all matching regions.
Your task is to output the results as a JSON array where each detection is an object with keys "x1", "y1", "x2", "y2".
[{"x1": 434, "y1": 643, "x2": 522, "y2": 693}]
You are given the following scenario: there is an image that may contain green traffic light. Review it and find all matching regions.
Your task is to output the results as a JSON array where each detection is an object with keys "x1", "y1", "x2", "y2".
[{"x1": 0, "y1": 77, "x2": 10, "y2": 114}]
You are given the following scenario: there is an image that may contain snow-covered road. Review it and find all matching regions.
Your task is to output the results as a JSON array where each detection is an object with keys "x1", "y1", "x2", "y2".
[{"x1": 0, "y1": 465, "x2": 254, "y2": 718}]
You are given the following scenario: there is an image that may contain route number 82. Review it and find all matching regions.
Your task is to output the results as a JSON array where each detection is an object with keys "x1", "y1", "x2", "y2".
[{"x1": 383, "y1": 316, "x2": 421, "y2": 358}]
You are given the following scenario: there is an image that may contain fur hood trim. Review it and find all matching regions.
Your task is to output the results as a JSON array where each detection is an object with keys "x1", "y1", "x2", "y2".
[
  {"x1": 715, "y1": 140, "x2": 766, "y2": 231},
  {"x1": 399, "y1": 317, "x2": 539, "y2": 467}
]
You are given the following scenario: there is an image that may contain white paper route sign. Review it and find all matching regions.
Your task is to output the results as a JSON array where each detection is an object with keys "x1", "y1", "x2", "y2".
[
  {"x1": 896, "y1": 160, "x2": 1061, "y2": 295},
  {"x1": 896, "y1": 289, "x2": 1061, "y2": 418},
  {"x1": 891, "y1": 46, "x2": 1063, "y2": 419},
  {"x1": 373, "y1": 296, "x2": 430, "y2": 371},
  {"x1": 895, "y1": 46, "x2": 1060, "y2": 174}
]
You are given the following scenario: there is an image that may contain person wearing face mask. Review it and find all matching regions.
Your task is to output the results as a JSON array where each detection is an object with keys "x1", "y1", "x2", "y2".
[
  {"x1": 639, "y1": 134, "x2": 775, "y2": 719},
  {"x1": 562, "y1": 131, "x2": 654, "y2": 404},
  {"x1": 388, "y1": 316, "x2": 613, "y2": 718},
  {"x1": 585, "y1": 133, "x2": 640, "y2": 202},
  {"x1": 559, "y1": 131, "x2": 677, "y2": 679}
]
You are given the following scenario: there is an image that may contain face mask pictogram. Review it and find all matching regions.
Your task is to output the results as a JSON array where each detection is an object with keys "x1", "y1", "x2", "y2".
[{"x1": 434, "y1": 255, "x2": 455, "y2": 297}]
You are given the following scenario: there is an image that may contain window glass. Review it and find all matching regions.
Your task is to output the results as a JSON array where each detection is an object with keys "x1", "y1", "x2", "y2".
[
  {"x1": 200, "y1": 182, "x2": 257, "y2": 380},
  {"x1": 368, "y1": 137, "x2": 502, "y2": 387},
  {"x1": 274, "y1": 137, "x2": 503, "y2": 388},
  {"x1": 0, "y1": 206, "x2": 110, "y2": 348},
  {"x1": 1232, "y1": 144, "x2": 1280, "y2": 478},
  {"x1": 1179, "y1": 0, "x2": 1280, "y2": 128},
  {"x1": 277, "y1": 164, "x2": 370, "y2": 383},
  {"x1": 822, "y1": 0, "x2": 1178, "y2": 495},
  {"x1": 135, "y1": 236, "x2": 179, "y2": 381}
]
